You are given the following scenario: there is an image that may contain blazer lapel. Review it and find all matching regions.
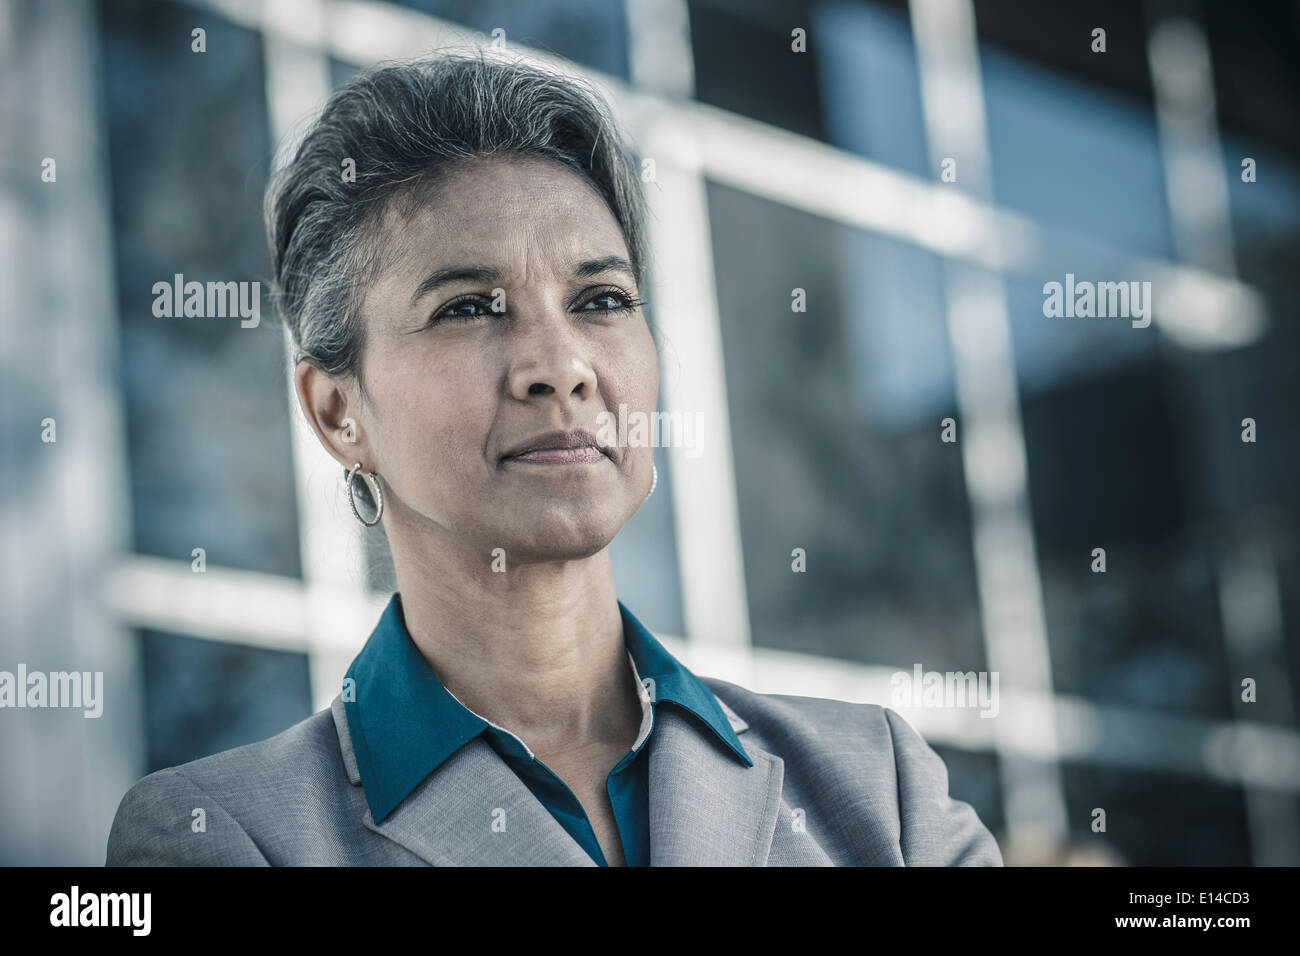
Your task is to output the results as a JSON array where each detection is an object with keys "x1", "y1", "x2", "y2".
[
  {"x1": 365, "y1": 738, "x2": 598, "y2": 866},
  {"x1": 331, "y1": 691, "x2": 787, "y2": 867},
  {"x1": 648, "y1": 697, "x2": 786, "y2": 866},
  {"x1": 331, "y1": 695, "x2": 596, "y2": 866}
]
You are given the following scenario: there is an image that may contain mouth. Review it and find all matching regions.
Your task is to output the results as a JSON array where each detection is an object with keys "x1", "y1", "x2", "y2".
[{"x1": 499, "y1": 428, "x2": 613, "y2": 466}]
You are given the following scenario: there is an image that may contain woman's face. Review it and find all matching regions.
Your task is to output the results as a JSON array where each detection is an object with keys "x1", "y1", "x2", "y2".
[{"x1": 323, "y1": 155, "x2": 658, "y2": 563}]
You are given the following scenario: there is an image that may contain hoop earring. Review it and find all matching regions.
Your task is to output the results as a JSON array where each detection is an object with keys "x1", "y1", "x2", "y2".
[
  {"x1": 345, "y1": 462, "x2": 384, "y2": 527},
  {"x1": 647, "y1": 463, "x2": 658, "y2": 501}
]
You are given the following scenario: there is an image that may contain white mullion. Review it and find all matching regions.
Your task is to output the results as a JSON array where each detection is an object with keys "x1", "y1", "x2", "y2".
[
  {"x1": 259, "y1": 0, "x2": 368, "y2": 712},
  {"x1": 103, "y1": 554, "x2": 1300, "y2": 792},
  {"x1": 627, "y1": 0, "x2": 752, "y2": 663},
  {"x1": 910, "y1": 0, "x2": 1067, "y2": 847},
  {"x1": 638, "y1": 121, "x2": 754, "y2": 663}
]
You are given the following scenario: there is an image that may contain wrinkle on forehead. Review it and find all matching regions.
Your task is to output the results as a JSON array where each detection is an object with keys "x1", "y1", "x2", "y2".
[{"x1": 367, "y1": 154, "x2": 630, "y2": 292}]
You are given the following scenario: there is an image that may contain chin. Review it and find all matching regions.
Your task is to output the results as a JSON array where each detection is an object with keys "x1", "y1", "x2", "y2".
[{"x1": 490, "y1": 504, "x2": 626, "y2": 562}]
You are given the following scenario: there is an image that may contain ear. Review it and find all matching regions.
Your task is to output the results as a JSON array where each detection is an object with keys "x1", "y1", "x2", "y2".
[{"x1": 294, "y1": 361, "x2": 376, "y2": 471}]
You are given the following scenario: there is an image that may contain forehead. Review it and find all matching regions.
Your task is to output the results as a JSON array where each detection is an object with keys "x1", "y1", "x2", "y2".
[{"x1": 373, "y1": 155, "x2": 630, "y2": 280}]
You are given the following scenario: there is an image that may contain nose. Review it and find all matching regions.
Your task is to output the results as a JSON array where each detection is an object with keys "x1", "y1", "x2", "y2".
[{"x1": 506, "y1": 307, "x2": 598, "y2": 403}]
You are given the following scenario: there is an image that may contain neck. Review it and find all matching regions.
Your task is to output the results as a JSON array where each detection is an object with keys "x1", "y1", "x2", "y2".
[{"x1": 387, "y1": 524, "x2": 643, "y2": 759}]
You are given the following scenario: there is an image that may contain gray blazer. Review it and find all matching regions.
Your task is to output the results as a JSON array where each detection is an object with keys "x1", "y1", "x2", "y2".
[{"x1": 106, "y1": 677, "x2": 1002, "y2": 866}]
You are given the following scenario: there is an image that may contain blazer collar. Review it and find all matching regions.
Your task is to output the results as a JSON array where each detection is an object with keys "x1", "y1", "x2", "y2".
[
  {"x1": 342, "y1": 594, "x2": 754, "y2": 824},
  {"x1": 331, "y1": 691, "x2": 784, "y2": 866}
]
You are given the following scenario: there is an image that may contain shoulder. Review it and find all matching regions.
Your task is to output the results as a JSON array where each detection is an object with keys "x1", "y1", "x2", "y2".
[
  {"x1": 106, "y1": 705, "x2": 348, "y2": 866},
  {"x1": 700, "y1": 675, "x2": 925, "y2": 773},
  {"x1": 700, "y1": 674, "x2": 895, "y2": 746},
  {"x1": 700, "y1": 676, "x2": 1003, "y2": 866}
]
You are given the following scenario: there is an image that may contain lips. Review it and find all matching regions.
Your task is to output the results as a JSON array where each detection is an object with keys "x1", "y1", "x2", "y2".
[{"x1": 500, "y1": 428, "x2": 611, "y2": 464}]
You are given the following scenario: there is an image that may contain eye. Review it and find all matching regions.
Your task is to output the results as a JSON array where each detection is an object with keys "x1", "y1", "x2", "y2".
[
  {"x1": 428, "y1": 295, "x2": 497, "y2": 325},
  {"x1": 577, "y1": 287, "x2": 643, "y2": 314}
]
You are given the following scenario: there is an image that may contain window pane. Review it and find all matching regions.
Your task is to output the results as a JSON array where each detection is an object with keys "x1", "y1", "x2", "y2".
[
  {"x1": 933, "y1": 744, "x2": 1004, "y2": 839},
  {"x1": 1062, "y1": 762, "x2": 1251, "y2": 865},
  {"x1": 140, "y1": 630, "x2": 313, "y2": 771},
  {"x1": 688, "y1": 0, "x2": 824, "y2": 142},
  {"x1": 101, "y1": 0, "x2": 302, "y2": 578},
  {"x1": 814, "y1": 1, "x2": 929, "y2": 177},
  {"x1": 610, "y1": 446, "x2": 685, "y2": 638},
  {"x1": 982, "y1": 45, "x2": 1175, "y2": 259},
  {"x1": 389, "y1": 0, "x2": 630, "y2": 80},
  {"x1": 706, "y1": 180, "x2": 984, "y2": 672}
]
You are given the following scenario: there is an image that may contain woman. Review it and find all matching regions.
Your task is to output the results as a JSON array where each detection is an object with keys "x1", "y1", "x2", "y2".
[{"x1": 107, "y1": 51, "x2": 1001, "y2": 867}]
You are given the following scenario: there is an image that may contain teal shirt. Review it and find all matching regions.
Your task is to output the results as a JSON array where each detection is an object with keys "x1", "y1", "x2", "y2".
[{"x1": 343, "y1": 594, "x2": 752, "y2": 866}]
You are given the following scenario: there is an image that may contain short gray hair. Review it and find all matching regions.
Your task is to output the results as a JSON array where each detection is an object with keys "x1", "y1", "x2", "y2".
[{"x1": 264, "y1": 50, "x2": 649, "y2": 384}]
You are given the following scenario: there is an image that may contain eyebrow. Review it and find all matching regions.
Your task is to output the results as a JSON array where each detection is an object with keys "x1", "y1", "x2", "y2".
[
  {"x1": 573, "y1": 255, "x2": 636, "y2": 281},
  {"x1": 408, "y1": 265, "x2": 501, "y2": 308},
  {"x1": 408, "y1": 256, "x2": 636, "y2": 308}
]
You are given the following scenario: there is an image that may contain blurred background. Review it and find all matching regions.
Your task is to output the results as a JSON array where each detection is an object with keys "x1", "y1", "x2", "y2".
[{"x1": 2, "y1": 0, "x2": 1298, "y2": 866}]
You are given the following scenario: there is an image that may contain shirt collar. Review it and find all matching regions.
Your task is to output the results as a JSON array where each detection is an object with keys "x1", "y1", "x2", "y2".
[{"x1": 343, "y1": 593, "x2": 752, "y2": 823}]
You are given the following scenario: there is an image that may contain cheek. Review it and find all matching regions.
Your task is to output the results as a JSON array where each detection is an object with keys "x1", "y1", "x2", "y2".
[
  {"x1": 607, "y1": 324, "x2": 660, "y2": 410},
  {"x1": 371, "y1": 351, "x2": 496, "y2": 479}
]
